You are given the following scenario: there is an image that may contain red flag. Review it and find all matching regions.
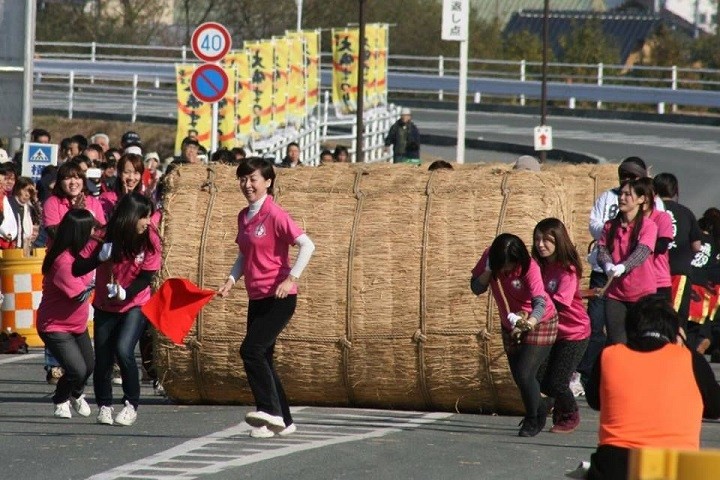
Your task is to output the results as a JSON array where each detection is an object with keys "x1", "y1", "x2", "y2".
[{"x1": 141, "y1": 278, "x2": 216, "y2": 345}]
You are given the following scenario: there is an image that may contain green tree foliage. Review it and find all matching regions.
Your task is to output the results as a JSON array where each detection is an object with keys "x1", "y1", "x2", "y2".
[
  {"x1": 691, "y1": 34, "x2": 720, "y2": 69},
  {"x1": 646, "y1": 24, "x2": 691, "y2": 67},
  {"x1": 503, "y1": 29, "x2": 547, "y2": 63}
]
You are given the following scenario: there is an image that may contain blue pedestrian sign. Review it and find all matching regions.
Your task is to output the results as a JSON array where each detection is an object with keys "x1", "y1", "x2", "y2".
[
  {"x1": 22, "y1": 142, "x2": 58, "y2": 182},
  {"x1": 190, "y1": 64, "x2": 229, "y2": 103}
]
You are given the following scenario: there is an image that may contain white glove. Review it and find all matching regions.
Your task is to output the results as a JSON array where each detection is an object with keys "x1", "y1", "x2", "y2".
[
  {"x1": 507, "y1": 313, "x2": 523, "y2": 328},
  {"x1": 603, "y1": 263, "x2": 616, "y2": 276},
  {"x1": 107, "y1": 283, "x2": 126, "y2": 301},
  {"x1": 611, "y1": 264, "x2": 626, "y2": 277},
  {"x1": 98, "y1": 242, "x2": 113, "y2": 262}
]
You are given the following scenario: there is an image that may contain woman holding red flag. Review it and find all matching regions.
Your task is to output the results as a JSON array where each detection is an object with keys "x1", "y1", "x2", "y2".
[{"x1": 218, "y1": 157, "x2": 315, "y2": 439}]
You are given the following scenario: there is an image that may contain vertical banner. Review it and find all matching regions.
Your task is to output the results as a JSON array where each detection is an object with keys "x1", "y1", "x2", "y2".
[
  {"x1": 364, "y1": 24, "x2": 379, "y2": 108},
  {"x1": 376, "y1": 24, "x2": 389, "y2": 106},
  {"x1": 331, "y1": 28, "x2": 359, "y2": 117},
  {"x1": 217, "y1": 65, "x2": 237, "y2": 149},
  {"x1": 304, "y1": 30, "x2": 321, "y2": 110},
  {"x1": 175, "y1": 64, "x2": 212, "y2": 155},
  {"x1": 272, "y1": 37, "x2": 289, "y2": 129},
  {"x1": 245, "y1": 40, "x2": 275, "y2": 139},
  {"x1": 224, "y1": 51, "x2": 253, "y2": 147},
  {"x1": 285, "y1": 34, "x2": 306, "y2": 127}
]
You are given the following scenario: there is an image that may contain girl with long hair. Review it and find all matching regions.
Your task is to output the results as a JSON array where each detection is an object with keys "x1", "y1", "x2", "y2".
[
  {"x1": 471, "y1": 233, "x2": 558, "y2": 437},
  {"x1": 532, "y1": 218, "x2": 590, "y2": 434},
  {"x1": 98, "y1": 153, "x2": 144, "y2": 221},
  {"x1": 218, "y1": 157, "x2": 315, "y2": 438},
  {"x1": 597, "y1": 179, "x2": 658, "y2": 344},
  {"x1": 75, "y1": 192, "x2": 161, "y2": 426},
  {"x1": 37, "y1": 209, "x2": 97, "y2": 419}
]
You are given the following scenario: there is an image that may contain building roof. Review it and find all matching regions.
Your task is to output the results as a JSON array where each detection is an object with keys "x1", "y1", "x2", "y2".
[
  {"x1": 503, "y1": 10, "x2": 694, "y2": 63},
  {"x1": 472, "y1": 0, "x2": 607, "y2": 27}
]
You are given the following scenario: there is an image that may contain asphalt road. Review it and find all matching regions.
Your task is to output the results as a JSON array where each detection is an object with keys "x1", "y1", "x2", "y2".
[{"x1": 2, "y1": 351, "x2": 720, "y2": 480}]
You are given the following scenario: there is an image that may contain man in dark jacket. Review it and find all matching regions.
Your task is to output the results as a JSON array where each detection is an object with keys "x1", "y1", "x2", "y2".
[{"x1": 384, "y1": 108, "x2": 420, "y2": 163}]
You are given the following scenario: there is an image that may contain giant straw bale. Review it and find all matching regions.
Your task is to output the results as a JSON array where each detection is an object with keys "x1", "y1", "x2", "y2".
[{"x1": 155, "y1": 162, "x2": 573, "y2": 414}]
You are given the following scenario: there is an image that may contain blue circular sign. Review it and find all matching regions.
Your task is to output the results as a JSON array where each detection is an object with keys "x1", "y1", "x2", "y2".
[{"x1": 190, "y1": 64, "x2": 229, "y2": 103}]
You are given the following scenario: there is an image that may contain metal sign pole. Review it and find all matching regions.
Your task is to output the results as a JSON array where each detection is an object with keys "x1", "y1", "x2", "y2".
[
  {"x1": 457, "y1": 38, "x2": 468, "y2": 164},
  {"x1": 356, "y1": 0, "x2": 366, "y2": 163}
]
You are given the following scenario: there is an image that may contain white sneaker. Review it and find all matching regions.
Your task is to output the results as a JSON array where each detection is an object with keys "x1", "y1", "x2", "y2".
[
  {"x1": 54, "y1": 401, "x2": 72, "y2": 419},
  {"x1": 249, "y1": 423, "x2": 296, "y2": 438},
  {"x1": 249, "y1": 426, "x2": 276, "y2": 438},
  {"x1": 70, "y1": 394, "x2": 91, "y2": 417},
  {"x1": 245, "y1": 411, "x2": 286, "y2": 433},
  {"x1": 114, "y1": 400, "x2": 137, "y2": 426},
  {"x1": 278, "y1": 423, "x2": 296, "y2": 437},
  {"x1": 97, "y1": 406, "x2": 114, "y2": 425},
  {"x1": 569, "y1": 372, "x2": 585, "y2": 397}
]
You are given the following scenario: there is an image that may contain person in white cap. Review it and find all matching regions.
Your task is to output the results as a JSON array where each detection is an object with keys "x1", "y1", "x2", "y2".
[{"x1": 384, "y1": 107, "x2": 420, "y2": 163}]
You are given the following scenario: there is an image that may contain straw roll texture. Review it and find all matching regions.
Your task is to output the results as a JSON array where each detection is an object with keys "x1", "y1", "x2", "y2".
[{"x1": 156, "y1": 162, "x2": 575, "y2": 414}]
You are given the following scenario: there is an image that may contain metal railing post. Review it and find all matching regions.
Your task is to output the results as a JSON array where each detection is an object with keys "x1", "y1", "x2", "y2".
[
  {"x1": 181, "y1": 45, "x2": 187, "y2": 62},
  {"x1": 131, "y1": 74, "x2": 139, "y2": 123},
  {"x1": 438, "y1": 55, "x2": 444, "y2": 101},
  {"x1": 322, "y1": 90, "x2": 330, "y2": 138},
  {"x1": 68, "y1": 70, "x2": 75, "y2": 119},
  {"x1": 597, "y1": 63, "x2": 603, "y2": 110},
  {"x1": 91, "y1": 41, "x2": 96, "y2": 62},
  {"x1": 520, "y1": 59, "x2": 526, "y2": 106},
  {"x1": 671, "y1": 65, "x2": 678, "y2": 113}
]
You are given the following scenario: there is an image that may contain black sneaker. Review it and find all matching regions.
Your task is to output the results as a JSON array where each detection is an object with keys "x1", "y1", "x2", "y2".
[
  {"x1": 518, "y1": 416, "x2": 541, "y2": 437},
  {"x1": 536, "y1": 398, "x2": 549, "y2": 432}
]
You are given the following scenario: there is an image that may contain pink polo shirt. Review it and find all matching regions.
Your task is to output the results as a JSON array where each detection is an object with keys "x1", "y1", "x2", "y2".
[
  {"x1": 36, "y1": 251, "x2": 94, "y2": 334},
  {"x1": 539, "y1": 262, "x2": 590, "y2": 341},
  {"x1": 43, "y1": 194, "x2": 106, "y2": 228},
  {"x1": 236, "y1": 196, "x2": 304, "y2": 300},
  {"x1": 599, "y1": 218, "x2": 658, "y2": 302},
  {"x1": 648, "y1": 209, "x2": 673, "y2": 289},
  {"x1": 472, "y1": 249, "x2": 557, "y2": 331},
  {"x1": 99, "y1": 191, "x2": 162, "y2": 228},
  {"x1": 93, "y1": 227, "x2": 162, "y2": 313}
]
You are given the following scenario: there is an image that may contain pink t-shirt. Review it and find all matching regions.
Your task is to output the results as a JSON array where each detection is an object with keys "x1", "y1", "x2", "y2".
[
  {"x1": 235, "y1": 196, "x2": 304, "y2": 300},
  {"x1": 540, "y1": 262, "x2": 591, "y2": 341},
  {"x1": 93, "y1": 227, "x2": 162, "y2": 313},
  {"x1": 43, "y1": 194, "x2": 106, "y2": 228},
  {"x1": 648, "y1": 209, "x2": 673, "y2": 289},
  {"x1": 471, "y1": 249, "x2": 557, "y2": 331},
  {"x1": 36, "y1": 251, "x2": 94, "y2": 334},
  {"x1": 599, "y1": 218, "x2": 658, "y2": 302}
]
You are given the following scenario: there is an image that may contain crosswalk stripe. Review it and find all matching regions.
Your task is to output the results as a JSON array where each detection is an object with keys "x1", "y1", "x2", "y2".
[{"x1": 87, "y1": 408, "x2": 453, "y2": 480}]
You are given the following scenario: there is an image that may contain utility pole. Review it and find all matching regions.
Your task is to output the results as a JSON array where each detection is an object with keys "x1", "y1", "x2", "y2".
[
  {"x1": 539, "y1": 0, "x2": 549, "y2": 163},
  {"x1": 356, "y1": 0, "x2": 366, "y2": 163}
]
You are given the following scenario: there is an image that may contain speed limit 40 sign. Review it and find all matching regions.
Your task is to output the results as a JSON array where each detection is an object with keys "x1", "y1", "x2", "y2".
[{"x1": 191, "y1": 22, "x2": 231, "y2": 63}]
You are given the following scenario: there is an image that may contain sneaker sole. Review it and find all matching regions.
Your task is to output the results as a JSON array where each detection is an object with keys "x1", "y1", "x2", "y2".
[
  {"x1": 245, "y1": 412, "x2": 285, "y2": 432},
  {"x1": 550, "y1": 427, "x2": 577, "y2": 434},
  {"x1": 97, "y1": 419, "x2": 114, "y2": 425},
  {"x1": 114, "y1": 420, "x2": 136, "y2": 426}
]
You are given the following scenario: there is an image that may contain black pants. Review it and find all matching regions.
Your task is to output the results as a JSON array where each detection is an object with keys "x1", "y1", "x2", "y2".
[
  {"x1": 577, "y1": 271, "x2": 607, "y2": 379},
  {"x1": 94, "y1": 307, "x2": 147, "y2": 409},
  {"x1": 605, "y1": 298, "x2": 635, "y2": 345},
  {"x1": 240, "y1": 295, "x2": 296, "y2": 427},
  {"x1": 507, "y1": 342, "x2": 552, "y2": 420},
  {"x1": 541, "y1": 338, "x2": 589, "y2": 414},
  {"x1": 39, "y1": 330, "x2": 94, "y2": 405},
  {"x1": 588, "y1": 445, "x2": 630, "y2": 480}
]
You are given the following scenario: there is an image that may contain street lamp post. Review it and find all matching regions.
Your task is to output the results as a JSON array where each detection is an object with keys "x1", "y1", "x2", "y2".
[{"x1": 295, "y1": 0, "x2": 303, "y2": 32}]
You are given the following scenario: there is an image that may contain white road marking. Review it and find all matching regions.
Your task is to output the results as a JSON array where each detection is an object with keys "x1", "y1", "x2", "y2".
[
  {"x1": 0, "y1": 353, "x2": 42, "y2": 365},
  {"x1": 87, "y1": 408, "x2": 453, "y2": 480}
]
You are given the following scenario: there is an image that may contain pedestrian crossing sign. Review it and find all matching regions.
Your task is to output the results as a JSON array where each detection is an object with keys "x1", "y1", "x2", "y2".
[{"x1": 22, "y1": 142, "x2": 58, "y2": 182}]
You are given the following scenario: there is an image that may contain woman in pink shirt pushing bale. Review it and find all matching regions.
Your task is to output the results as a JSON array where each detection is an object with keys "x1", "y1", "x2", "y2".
[
  {"x1": 218, "y1": 157, "x2": 315, "y2": 439},
  {"x1": 532, "y1": 218, "x2": 591, "y2": 433},
  {"x1": 74, "y1": 192, "x2": 161, "y2": 426},
  {"x1": 37, "y1": 209, "x2": 97, "y2": 419},
  {"x1": 636, "y1": 177, "x2": 674, "y2": 302},
  {"x1": 598, "y1": 179, "x2": 657, "y2": 345},
  {"x1": 471, "y1": 233, "x2": 558, "y2": 437}
]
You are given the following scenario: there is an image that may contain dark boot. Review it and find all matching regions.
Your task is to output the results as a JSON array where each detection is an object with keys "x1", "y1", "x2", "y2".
[
  {"x1": 550, "y1": 409, "x2": 580, "y2": 434},
  {"x1": 536, "y1": 397, "x2": 548, "y2": 433},
  {"x1": 518, "y1": 416, "x2": 541, "y2": 437}
]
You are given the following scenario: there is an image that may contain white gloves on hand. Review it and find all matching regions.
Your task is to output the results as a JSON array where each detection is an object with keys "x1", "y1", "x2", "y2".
[
  {"x1": 507, "y1": 313, "x2": 523, "y2": 328},
  {"x1": 603, "y1": 263, "x2": 616, "y2": 276},
  {"x1": 107, "y1": 283, "x2": 126, "y2": 301},
  {"x1": 611, "y1": 264, "x2": 626, "y2": 277},
  {"x1": 99, "y1": 243, "x2": 113, "y2": 262}
]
